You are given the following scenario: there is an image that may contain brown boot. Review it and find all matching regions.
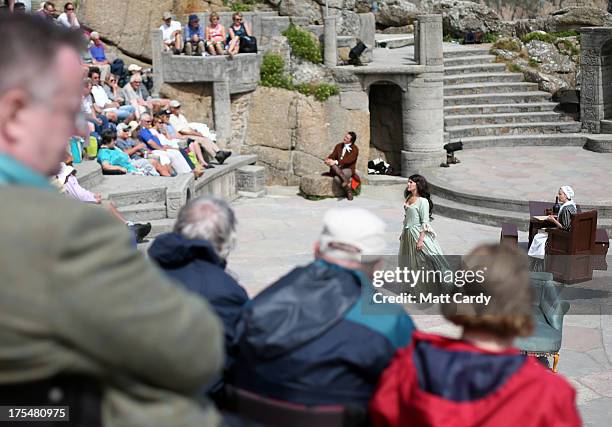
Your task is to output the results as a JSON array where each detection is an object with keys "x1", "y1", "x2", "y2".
[
  {"x1": 330, "y1": 164, "x2": 349, "y2": 186},
  {"x1": 346, "y1": 187, "x2": 353, "y2": 201}
]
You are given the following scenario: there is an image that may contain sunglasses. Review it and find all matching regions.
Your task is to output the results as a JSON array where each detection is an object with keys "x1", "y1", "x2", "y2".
[
  {"x1": 66, "y1": 7, "x2": 75, "y2": 10},
  {"x1": 143, "y1": 120, "x2": 152, "y2": 123},
  {"x1": 109, "y1": 79, "x2": 116, "y2": 83},
  {"x1": 234, "y1": 18, "x2": 241, "y2": 21}
]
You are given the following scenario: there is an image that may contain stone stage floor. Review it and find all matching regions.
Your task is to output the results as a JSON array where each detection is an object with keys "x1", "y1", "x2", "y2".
[
  {"x1": 228, "y1": 184, "x2": 612, "y2": 426},
  {"x1": 427, "y1": 146, "x2": 612, "y2": 205}
]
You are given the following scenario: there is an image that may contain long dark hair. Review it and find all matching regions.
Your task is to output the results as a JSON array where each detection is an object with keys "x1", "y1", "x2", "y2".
[{"x1": 404, "y1": 174, "x2": 434, "y2": 219}]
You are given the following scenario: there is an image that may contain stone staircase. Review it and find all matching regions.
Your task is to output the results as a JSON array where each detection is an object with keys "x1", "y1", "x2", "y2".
[{"x1": 443, "y1": 47, "x2": 582, "y2": 149}]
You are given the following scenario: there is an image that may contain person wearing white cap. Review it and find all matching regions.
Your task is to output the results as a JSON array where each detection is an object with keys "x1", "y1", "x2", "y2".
[
  {"x1": 231, "y1": 208, "x2": 415, "y2": 410},
  {"x1": 168, "y1": 99, "x2": 231, "y2": 164},
  {"x1": 160, "y1": 11, "x2": 183, "y2": 54},
  {"x1": 528, "y1": 185, "x2": 577, "y2": 259}
]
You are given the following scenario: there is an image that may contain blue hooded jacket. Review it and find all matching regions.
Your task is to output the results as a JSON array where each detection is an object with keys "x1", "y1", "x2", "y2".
[
  {"x1": 231, "y1": 259, "x2": 415, "y2": 407},
  {"x1": 148, "y1": 232, "x2": 249, "y2": 353}
]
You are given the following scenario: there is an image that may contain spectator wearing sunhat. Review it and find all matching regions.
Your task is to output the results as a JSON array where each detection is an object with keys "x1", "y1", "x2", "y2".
[
  {"x1": 184, "y1": 14, "x2": 205, "y2": 56},
  {"x1": 160, "y1": 11, "x2": 182, "y2": 54},
  {"x1": 231, "y1": 208, "x2": 415, "y2": 411}
]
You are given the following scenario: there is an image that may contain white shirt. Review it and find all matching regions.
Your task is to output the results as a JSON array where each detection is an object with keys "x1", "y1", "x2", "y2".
[
  {"x1": 160, "y1": 21, "x2": 182, "y2": 43},
  {"x1": 91, "y1": 85, "x2": 112, "y2": 108},
  {"x1": 57, "y1": 12, "x2": 80, "y2": 28},
  {"x1": 169, "y1": 113, "x2": 190, "y2": 133},
  {"x1": 81, "y1": 96, "x2": 93, "y2": 115}
]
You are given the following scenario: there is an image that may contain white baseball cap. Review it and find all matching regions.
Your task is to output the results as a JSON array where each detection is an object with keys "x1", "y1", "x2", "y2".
[{"x1": 318, "y1": 208, "x2": 386, "y2": 261}]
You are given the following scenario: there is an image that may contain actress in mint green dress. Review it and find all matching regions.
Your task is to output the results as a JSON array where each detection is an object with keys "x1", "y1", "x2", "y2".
[{"x1": 399, "y1": 175, "x2": 448, "y2": 275}]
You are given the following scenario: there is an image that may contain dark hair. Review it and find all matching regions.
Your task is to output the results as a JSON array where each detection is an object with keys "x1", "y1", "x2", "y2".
[
  {"x1": 64, "y1": 2, "x2": 74, "y2": 11},
  {"x1": 87, "y1": 68, "x2": 101, "y2": 79},
  {"x1": 405, "y1": 174, "x2": 434, "y2": 219},
  {"x1": 100, "y1": 129, "x2": 116, "y2": 146},
  {"x1": 348, "y1": 131, "x2": 357, "y2": 144},
  {"x1": 45, "y1": 1, "x2": 55, "y2": 10},
  {"x1": 0, "y1": 13, "x2": 84, "y2": 96}
]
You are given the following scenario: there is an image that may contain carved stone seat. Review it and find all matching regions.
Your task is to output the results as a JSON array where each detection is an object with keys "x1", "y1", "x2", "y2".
[{"x1": 299, "y1": 174, "x2": 346, "y2": 198}]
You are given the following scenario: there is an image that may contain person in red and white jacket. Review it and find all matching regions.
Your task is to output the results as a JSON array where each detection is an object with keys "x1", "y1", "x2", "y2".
[{"x1": 369, "y1": 243, "x2": 581, "y2": 427}]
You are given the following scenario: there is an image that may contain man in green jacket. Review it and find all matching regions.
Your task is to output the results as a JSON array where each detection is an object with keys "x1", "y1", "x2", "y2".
[{"x1": 0, "y1": 14, "x2": 224, "y2": 427}]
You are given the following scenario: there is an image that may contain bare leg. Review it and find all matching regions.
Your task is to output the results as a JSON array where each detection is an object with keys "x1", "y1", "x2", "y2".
[
  {"x1": 189, "y1": 142, "x2": 208, "y2": 167},
  {"x1": 229, "y1": 37, "x2": 240, "y2": 55},
  {"x1": 103, "y1": 201, "x2": 127, "y2": 223},
  {"x1": 215, "y1": 43, "x2": 224, "y2": 55},
  {"x1": 207, "y1": 43, "x2": 216, "y2": 55}
]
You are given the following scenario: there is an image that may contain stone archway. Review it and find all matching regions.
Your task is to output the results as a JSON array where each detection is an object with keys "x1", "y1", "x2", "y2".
[{"x1": 369, "y1": 82, "x2": 404, "y2": 173}]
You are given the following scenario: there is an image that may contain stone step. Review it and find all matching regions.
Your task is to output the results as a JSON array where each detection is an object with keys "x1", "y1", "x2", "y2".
[
  {"x1": 444, "y1": 112, "x2": 570, "y2": 127},
  {"x1": 375, "y1": 35, "x2": 414, "y2": 49},
  {"x1": 444, "y1": 91, "x2": 552, "y2": 106},
  {"x1": 449, "y1": 133, "x2": 586, "y2": 149},
  {"x1": 600, "y1": 119, "x2": 612, "y2": 134},
  {"x1": 444, "y1": 102, "x2": 559, "y2": 116},
  {"x1": 118, "y1": 201, "x2": 167, "y2": 222},
  {"x1": 73, "y1": 160, "x2": 103, "y2": 189},
  {"x1": 444, "y1": 63, "x2": 507, "y2": 76},
  {"x1": 444, "y1": 82, "x2": 539, "y2": 96},
  {"x1": 444, "y1": 72, "x2": 524, "y2": 85},
  {"x1": 432, "y1": 194, "x2": 612, "y2": 234},
  {"x1": 443, "y1": 54, "x2": 496, "y2": 66},
  {"x1": 447, "y1": 121, "x2": 582, "y2": 139},
  {"x1": 443, "y1": 47, "x2": 491, "y2": 58}
]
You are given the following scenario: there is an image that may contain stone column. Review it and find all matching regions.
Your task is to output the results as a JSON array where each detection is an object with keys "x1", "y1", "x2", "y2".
[
  {"x1": 151, "y1": 30, "x2": 164, "y2": 97},
  {"x1": 414, "y1": 15, "x2": 443, "y2": 67},
  {"x1": 213, "y1": 80, "x2": 232, "y2": 146},
  {"x1": 401, "y1": 75, "x2": 446, "y2": 175},
  {"x1": 358, "y1": 13, "x2": 376, "y2": 64},
  {"x1": 324, "y1": 16, "x2": 338, "y2": 68},
  {"x1": 399, "y1": 14, "x2": 445, "y2": 175},
  {"x1": 580, "y1": 28, "x2": 606, "y2": 134}
]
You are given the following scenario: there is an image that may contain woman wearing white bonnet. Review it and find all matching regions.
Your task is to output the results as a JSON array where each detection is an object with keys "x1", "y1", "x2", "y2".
[{"x1": 528, "y1": 185, "x2": 577, "y2": 259}]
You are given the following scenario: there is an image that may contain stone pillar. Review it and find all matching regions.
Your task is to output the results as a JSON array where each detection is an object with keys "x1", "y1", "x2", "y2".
[
  {"x1": 414, "y1": 15, "x2": 443, "y2": 67},
  {"x1": 213, "y1": 80, "x2": 232, "y2": 146},
  {"x1": 580, "y1": 28, "x2": 606, "y2": 134},
  {"x1": 358, "y1": 13, "x2": 376, "y2": 64},
  {"x1": 401, "y1": 75, "x2": 446, "y2": 175},
  {"x1": 151, "y1": 30, "x2": 164, "y2": 97},
  {"x1": 324, "y1": 16, "x2": 338, "y2": 68}
]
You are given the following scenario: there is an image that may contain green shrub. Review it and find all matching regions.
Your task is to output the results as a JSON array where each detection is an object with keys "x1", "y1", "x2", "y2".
[
  {"x1": 508, "y1": 63, "x2": 522, "y2": 73},
  {"x1": 282, "y1": 24, "x2": 322, "y2": 63},
  {"x1": 528, "y1": 58, "x2": 540, "y2": 67},
  {"x1": 493, "y1": 38, "x2": 522, "y2": 52},
  {"x1": 231, "y1": 3, "x2": 252, "y2": 11},
  {"x1": 313, "y1": 83, "x2": 339, "y2": 101},
  {"x1": 550, "y1": 30, "x2": 579, "y2": 38},
  {"x1": 521, "y1": 32, "x2": 556, "y2": 44},
  {"x1": 260, "y1": 53, "x2": 293, "y2": 90},
  {"x1": 483, "y1": 33, "x2": 500, "y2": 44}
]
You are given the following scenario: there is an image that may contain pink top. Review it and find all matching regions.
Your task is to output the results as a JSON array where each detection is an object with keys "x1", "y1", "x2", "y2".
[{"x1": 208, "y1": 24, "x2": 225, "y2": 42}]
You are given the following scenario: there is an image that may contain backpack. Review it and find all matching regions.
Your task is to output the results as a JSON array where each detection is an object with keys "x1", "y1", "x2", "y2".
[
  {"x1": 239, "y1": 36, "x2": 258, "y2": 53},
  {"x1": 110, "y1": 58, "x2": 129, "y2": 87}
]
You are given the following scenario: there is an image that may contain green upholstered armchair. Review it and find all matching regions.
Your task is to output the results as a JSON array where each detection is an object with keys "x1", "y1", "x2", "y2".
[{"x1": 515, "y1": 272, "x2": 570, "y2": 373}]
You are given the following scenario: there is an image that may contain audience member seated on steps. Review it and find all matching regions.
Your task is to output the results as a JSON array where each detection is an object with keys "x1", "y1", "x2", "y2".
[
  {"x1": 103, "y1": 73, "x2": 127, "y2": 106},
  {"x1": 152, "y1": 114, "x2": 211, "y2": 170},
  {"x1": 160, "y1": 11, "x2": 183, "y2": 54},
  {"x1": 205, "y1": 12, "x2": 227, "y2": 56},
  {"x1": 56, "y1": 2, "x2": 79, "y2": 28},
  {"x1": 116, "y1": 122, "x2": 172, "y2": 177},
  {"x1": 89, "y1": 68, "x2": 135, "y2": 123},
  {"x1": 149, "y1": 196, "x2": 249, "y2": 389},
  {"x1": 82, "y1": 77, "x2": 112, "y2": 137},
  {"x1": 324, "y1": 131, "x2": 360, "y2": 201},
  {"x1": 528, "y1": 185, "x2": 578, "y2": 261},
  {"x1": 369, "y1": 243, "x2": 581, "y2": 427},
  {"x1": 169, "y1": 100, "x2": 231, "y2": 164},
  {"x1": 227, "y1": 12, "x2": 254, "y2": 56},
  {"x1": 138, "y1": 113, "x2": 202, "y2": 178},
  {"x1": 88, "y1": 31, "x2": 111, "y2": 82},
  {"x1": 231, "y1": 208, "x2": 415, "y2": 408},
  {"x1": 121, "y1": 74, "x2": 170, "y2": 117},
  {"x1": 184, "y1": 14, "x2": 205, "y2": 56},
  {"x1": 52, "y1": 161, "x2": 152, "y2": 244},
  {"x1": 98, "y1": 129, "x2": 160, "y2": 176}
]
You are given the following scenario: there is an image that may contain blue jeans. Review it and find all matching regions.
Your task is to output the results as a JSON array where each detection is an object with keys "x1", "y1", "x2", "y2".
[{"x1": 108, "y1": 105, "x2": 135, "y2": 121}]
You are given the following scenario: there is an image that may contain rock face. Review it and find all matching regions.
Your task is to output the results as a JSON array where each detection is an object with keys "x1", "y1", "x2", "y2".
[
  {"x1": 243, "y1": 87, "x2": 369, "y2": 185},
  {"x1": 514, "y1": 7, "x2": 612, "y2": 37},
  {"x1": 525, "y1": 40, "x2": 575, "y2": 74},
  {"x1": 432, "y1": 0, "x2": 501, "y2": 37}
]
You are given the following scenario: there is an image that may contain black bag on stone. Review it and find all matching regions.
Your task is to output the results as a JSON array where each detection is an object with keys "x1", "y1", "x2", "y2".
[{"x1": 239, "y1": 36, "x2": 258, "y2": 53}]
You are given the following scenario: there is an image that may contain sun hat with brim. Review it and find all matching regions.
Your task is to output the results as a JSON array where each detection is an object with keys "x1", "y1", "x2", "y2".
[
  {"x1": 189, "y1": 14, "x2": 199, "y2": 23},
  {"x1": 56, "y1": 163, "x2": 75, "y2": 184},
  {"x1": 128, "y1": 121, "x2": 140, "y2": 132},
  {"x1": 128, "y1": 64, "x2": 143, "y2": 72},
  {"x1": 163, "y1": 11, "x2": 172, "y2": 20},
  {"x1": 169, "y1": 100, "x2": 181, "y2": 108}
]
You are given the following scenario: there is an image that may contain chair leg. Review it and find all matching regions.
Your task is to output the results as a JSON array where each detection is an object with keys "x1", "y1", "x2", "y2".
[{"x1": 552, "y1": 353, "x2": 560, "y2": 373}]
